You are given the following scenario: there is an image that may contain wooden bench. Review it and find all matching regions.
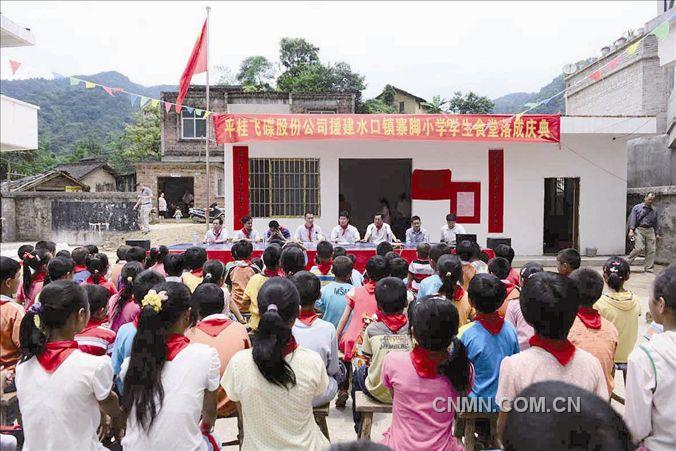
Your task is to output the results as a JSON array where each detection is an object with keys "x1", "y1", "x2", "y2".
[
  {"x1": 453, "y1": 411, "x2": 499, "y2": 451},
  {"x1": 0, "y1": 391, "x2": 19, "y2": 426},
  {"x1": 354, "y1": 392, "x2": 392, "y2": 440}
]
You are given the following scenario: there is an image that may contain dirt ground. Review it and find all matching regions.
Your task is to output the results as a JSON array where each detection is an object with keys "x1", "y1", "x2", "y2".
[{"x1": 100, "y1": 219, "x2": 209, "y2": 251}]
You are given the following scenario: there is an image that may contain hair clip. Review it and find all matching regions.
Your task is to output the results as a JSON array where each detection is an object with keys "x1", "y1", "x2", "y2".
[
  {"x1": 127, "y1": 276, "x2": 133, "y2": 283},
  {"x1": 267, "y1": 304, "x2": 278, "y2": 312},
  {"x1": 142, "y1": 289, "x2": 168, "y2": 313}
]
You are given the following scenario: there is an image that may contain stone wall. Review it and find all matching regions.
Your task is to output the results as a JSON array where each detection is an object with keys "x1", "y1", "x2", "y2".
[
  {"x1": 627, "y1": 185, "x2": 676, "y2": 264},
  {"x1": 627, "y1": 135, "x2": 676, "y2": 187}
]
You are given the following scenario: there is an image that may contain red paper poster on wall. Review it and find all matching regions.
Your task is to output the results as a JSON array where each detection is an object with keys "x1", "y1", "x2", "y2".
[
  {"x1": 450, "y1": 182, "x2": 481, "y2": 224},
  {"x1": 488, "y1": 149, "x2": 504, "y2": 233},
  {"x1": 232, "y1": 146, "x2": 249, "y2": 230},
  {"x1": 411, "y1": 169, "x2": 452, "y2": 200}
]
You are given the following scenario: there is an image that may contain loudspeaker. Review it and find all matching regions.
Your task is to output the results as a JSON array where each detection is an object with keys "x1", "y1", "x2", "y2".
[
  {"x1": 126, "y1": 239, "x2": 151, "y2": 251},
  {"x1": 456, "y1": 234, "x2": 477, "y2": 245},
  {"x1": 486, "y1": 237, "x2": 512, "y2": 251}
]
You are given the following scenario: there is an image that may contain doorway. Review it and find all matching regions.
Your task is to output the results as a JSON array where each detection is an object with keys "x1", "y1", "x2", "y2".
[
  {"x1": 543, "y1": 177, "x2": 580, "y2": 254},
  {"x1": 339, "y1": 159, "x2": 412, "y2": 237},
  {"x1": 158, "y1": 177, "x2": 194, "y2": 216}
]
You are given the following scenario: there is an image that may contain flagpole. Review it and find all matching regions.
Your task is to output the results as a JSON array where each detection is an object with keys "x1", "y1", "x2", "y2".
[{"x1": 205, "y1": 6, "x2": 211, "y2": 233}]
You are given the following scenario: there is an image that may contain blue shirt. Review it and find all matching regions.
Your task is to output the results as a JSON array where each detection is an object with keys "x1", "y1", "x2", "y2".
[
  {"x1": 72, "y1": 270, "x2": 91, "y2": 284},
  {"x1": 111, "y1": 322, "x2": 137, "y2": 392},
  {"x1": 317, "y1": 281, "x2": 352, "y2": 330},
  {"x1": 417, "y1": 274, "x2": 442, "y2": 298},
  {"x1": 459, "y1": 320, "x2": 519, "y2": 411},
  {"x1": 351, "y1": 269, "x2": 363, "y2": 287},
  {"x1": 628, "y1": 202, "x2": 660, "y2": 234}
]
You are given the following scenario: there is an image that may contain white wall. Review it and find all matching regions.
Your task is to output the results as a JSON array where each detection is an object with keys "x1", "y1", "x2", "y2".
[{"x1": 0, "y1": 95, "x2": 39, "y2": 151}]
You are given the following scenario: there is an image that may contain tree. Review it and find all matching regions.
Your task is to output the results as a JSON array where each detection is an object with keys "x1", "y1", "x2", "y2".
[
  {"x1": 214, "y1": 65, "x2": 237, "y2": 86},
  {"x1": 279, "y1": 37, "x2": 319, "y2": 70},
  {"x1": 421, "y1": 95, "x2": 449, "y2": 114},
  {"x1": 108, "y1": 106, "x2": 161, "y2": 172},
  {"x1": 361, "y1": 98, "x2": 396, "y2": 114},
  {"x1": 277, "y1": 61, "x2": 365, "y2": 101},
  {"x1": 447, "y1": 91, "x2": 494, "y2": 114},
  {"x1": 236, "y1": 56, "x2": 276, "y2": 92},
  {"x1": 379, "y1": 85, "x2": 397, "y2": 106}
]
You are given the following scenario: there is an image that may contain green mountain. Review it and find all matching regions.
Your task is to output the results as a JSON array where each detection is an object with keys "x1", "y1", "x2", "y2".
[
  {"x1": 492, "y1": 74, "x2": 565, "y2": 114},
  {"x1": 0, "y1": 71, "x2": 175, "y2": 156}
]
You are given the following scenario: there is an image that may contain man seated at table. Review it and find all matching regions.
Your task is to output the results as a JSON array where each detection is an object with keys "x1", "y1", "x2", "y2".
[
  {"x1": 330, "y1": 211, "x2": 361, "y2": 244},
  {"x1": 204, "y1": 217, "x2": 228, "y2": 244},
  {"x1": 232, "y1": 215, "x2": 261, "y2": 242},
  {"x1": 294, "y1": 212, "x2": 324, "y2": 244},
  {"x1": 361, "y1": 212, "x2": 399, "y2": 244},
  {"x1": 405, "y1": 215, "x2": 429, "y2": 245},
  {"x1": 265, "y1": 220, "x2": 291, "y2": 244},
  {"x1": 440, "y1": 213, "x2": 466, "y2": 246}
]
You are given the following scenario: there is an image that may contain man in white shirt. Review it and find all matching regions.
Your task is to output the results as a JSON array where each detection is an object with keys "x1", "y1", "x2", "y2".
[
  {"x1": 440, "y1": 213, "x2": 466, "y2": 246},
  {"x1": 330, "y1": 211, "x2": 360, "y2": 244},
  {"x1": 405, "y1": 215, "x2": 430, "y2": 245},
  {"x1": 204, "y1": 217, "x2": 228, "y2": 244},
  {"x1": 361, "y1": 213, "x2": 399, "y2": 244},
  {"x1": 232, "y1": 215, "x2": 261, "y2": 242},
  {"x1": 294, "y1": 212, "x2": 323, "y2": 244},
  {"x1": 133, "y1": 183, "x2": 153, "y2": 234}
]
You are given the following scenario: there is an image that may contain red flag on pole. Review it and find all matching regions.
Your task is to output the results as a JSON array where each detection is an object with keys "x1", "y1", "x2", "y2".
[
  {"x1": 9, "y1": 60, "x2": 21, "y2": 76},
  {"x1": 176, "y1": 20, "x2": 208, "y2": 112}
]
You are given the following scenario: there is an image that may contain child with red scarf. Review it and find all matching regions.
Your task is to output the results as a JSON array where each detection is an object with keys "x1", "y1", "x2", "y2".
[
  {"x1": 496, "y1": 272, "x2": 608, "y2": 436},
  {"x1": 352, "y1": 277, "x2": 412, "y2": 431},
  {"x1": 17, "y1": 248, "x2": 51, "y2": 309},
  {"x1": 181, "y1": 246, "x2": 207, "y2": 292},
  {"x1": 243, "y1": 244, "x2": 283, "y2": 330},
  {"x1": 185, "y1": 283, "x2": 250, "y2": 417},
  {"x1": 380, "y1": 295, "x2": 471, "y2": 451},
  {"x1": 1, "y1": 257, "x2": 24, "y2": 392},
  {"x1": 436, "y1": 254, "x2": 474, "y2": 327},
  {"x1": 568, "y1": 268, "x2": 618, "y2": 397},
  {"x1": 291, "y1": 271, "x2": 344, "y2": 407},
  {"x1": 488, "y1": 257, "x2": 520, "y2": 317},
  {"x1": 224, "y1": 240, "x2": 261, "y2": 314},
  {"x1": 71, "y1": 246, "x2": 91, "y2": 284},
  {"x1": 75, "y1": 284, "x2": 116, "y2": 356},
  {"x1": 16, "y1": 280, "x2": 123, "y2": 449},
  {"x1": 83, "y1": 253, "x2": 118, "y2": 296},
  {"x1": 310, "y1": 241, "x2": 336, "y2": 287}
]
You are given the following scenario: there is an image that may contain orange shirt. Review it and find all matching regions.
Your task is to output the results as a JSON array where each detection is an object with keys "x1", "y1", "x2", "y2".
[
  {"x1": 568, "y1": 316, "x2": 618, "y2": 397},
  {"x1": 1, "y1": 296, "x2": 25, "y2": 376},
  {"x1": 227, "y1": 264, "x2": 258, "y2": 313}
]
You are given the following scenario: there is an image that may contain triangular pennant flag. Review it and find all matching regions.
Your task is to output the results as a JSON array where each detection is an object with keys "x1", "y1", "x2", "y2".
[
  {"x1": 103, "y1": 86, "x2": 114, "y2": 96},
  {"x1": 195, "y1": 109, "x2": 204, "y2": 117},
  {"x1": 524, "y1": 102, "x2": 539, "y2": 109},
  {"x1": 589, "y1": 70, "x2": 602, "y2": 81},
  {"x1": 140, "y1": 96, "x2": 150, "y2": 106},
  {"x1": 185, "y1": 106, "x2": 195, "y2": 114},
  {"x1": 651, "y1": 20, "x2": 670, "y2": 40},
  {"x1": 70, "y1": 77, "x2": 80, "y2": 86},
  {"x1": 626, "y1": 42, "x2": 639, "y2": 55},
  {"x1": 150, "y1": 99, "x2": 160, "y2": 108},
  {"x1": 130, "y1": 94, "x2": 140, "y2": 107},
  {"x1": 113, "y1": 87, "x2": 124, "y2": 93},
  {"x1": 164, "y1": 102, "x2": 173, "y2": 113},
  {"x1": 607, "y1": 56, "x2": 621, "y2": 70},
  {"x1": 9, "y1": 60, "x2": 21, "y2": 76},
  {"x1": 52, "y1": 72, "x2": 65, "y2": 79},
  {"x1": 204, "y1": 111, "x2": 212, "y2": 118},
  {"x1": 85, "y1": 81, "x2": 96, "y2": 89},
  {"x1": 542, "y1": 95, "x2": 555, "y2": 105}
]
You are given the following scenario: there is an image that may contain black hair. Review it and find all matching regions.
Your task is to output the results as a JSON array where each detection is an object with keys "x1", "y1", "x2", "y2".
[
  {"x1": 332, "y1": 256, "x2": 353, "y2": 279},
  {"x1": 236, "y1": 240, "x2": 253, "y2": 260},
  {"x1": 328, "y1": 440, "x2": 391, "y2": 451},
  {"x1": 262, "y1": 244, "x2": 282, "y2": 270},
  {"x1": 83, "y1": 284, "x2": 111, "y2": 313},
  {"x1": 17, "y1": 244, "x2": 34, "y2": 260},
  {"x1": 520, "y1": 262, "x2": 544, "y2": 284},
  {"x1": 503, "y1": 381, "x2": 635, "y2": 451},
  {"x1": 376, "y1": 241, "x2": 393, "y2": 256},
  {"x1": 333, "y1": 246, "x2": 347, "y2": 258},
  {"x1": 35, "y1": 240, "x2": 57, "y2": 254},
  {"x1": 20, "y1": 280, "x2": 88, "y2": 362},
  {"x1": 252, "y1": 258, "x2": 264, "y2": 271},
  {"x1": 446, "y1": 213, "x2": 457, "y2": 221},
  {"x1": 268, "y1": 220, "x2": 280, "y2": 229},
  {"x1": 569, "y1": 268, "x2": 604, "y2": 306},
  {"x1": 45, "y1": 257, "x2": 74, "y2": 285},
  {"x1": 163, "y1": 254, "x2": 184, "y2": 277},
  {"x1": 478, "y1": 251, "x2": 490, "y2": 264},
  {"x1": 114, "y1": 261, "x2": 145, "y2": 319},
  {"x1": 55, "y1": 249, "x2": 71, "y2": 259},
  {"x1": 389, "y1": 257, "x2": 409, "y2": 280},
  {"x1": 241, "y1": 215, "x2": 252, "y2": 224},
  {"x1": 557, "y1": 248, "x2": 581, "y2": 270},
  {"x1": 375, "y1": 277, "x2": 407, "y2": 314},
  {"x1": 653, "y1": 263, "x2": 676, "y2": 310},
  {"x1": 85, "y1": 253, "x2": 109, "y2": 285},
  {"x1": 22, "y1": 248, "x2": 51, "y2": 295},
  {"x1": 253, "y1": 277, "x2": 300, "y2": 388},
  {"x1": 409, "y1": 295, "x2": 470, "y2": 393},
  {"x1": 430, "y1": 243, "x2": 451, "y2": 263},
  {"x1": 456, "y1": 240, "x2": 474, "y2": 262},
  {"x1": 125, "y1": 246, "x2": 147, "y2": 264},
  {"x1": 85, "y1": 244, "x2": 99, "y2": 255},
  {"x1": 468, "y1": 273, "x2": 507, "y2": 314},
  {"x1": 488, "y1": 257, "x2": 511, "y2": 280},
  {"x1": 191, "y1": 283, "x2": 225, "y2": 319},
  {"x1": 201, "y1": 259, "x2": 225, "y2": 286},
  {"x1": 280, "y1": 246, "x2": 306, "y2": 276},
  {"x1": 230, "y1": 241, "x2": 240, "y2": 261},
  {"x1": 316, "y1": 241, "x2": 334, "y2": 260},
  {"x1": 366, "y1": 256, "x2": 389, "y2": 282},
  {"x1": 290, "y1": 271, "x2": 321, "y2": 307},
  {"x1": 603, "y1": 256, "x2": 630, "y2": 291},
  {"x1": 347, "y1": 253, "x2": 357, "y2": 265},
  {"x1": 123, "y1": 282, "x2": 192, "y2": 431},
  {"x1": 213, "y1": 217, "x2": 224, "y2": 225},
  {"x1": 494, "y1": 244, "x2": 515, "y2": 264},
  {"x1": 416, "y1": 242, "x2": 431, "y2": 259},
  {"x1": 411, "y1": 215, "x2": 421, "y2": 222},
  {"x1": 71, "y1": 246, "x2": 89, "y2": 266},
  {"x1": 437, "y1": 254, "x2": 463, "y2": 300},
  {"x1": 145, "y1": 246, "x2": 169, "y2": 269},
  {"x1": 373, "y1": 212, "x2": 383, "y2": 220},
  {"x1": 183, "y1": 246, "x2": 208, "y2": 271},
  {"x1": 520, "y1": 272, "x2": 579, "y2": 339},
  {"x1": 0, "y1": 256, "x2": 21, "y2": 285},
  {"x1": 339, "y1": 210, "x2": 350, "y2": 219},
  {"x1": 132, "y1": 270, "x2": 166, "y2": 304},
  {"x1": 116, "y1": 244, "x2": 131, "y2": 262}
]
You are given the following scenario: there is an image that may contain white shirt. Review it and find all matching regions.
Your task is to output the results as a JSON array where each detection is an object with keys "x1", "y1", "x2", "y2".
[
  {"x1": 165, "y1": 275, "x2": 182, "y2": 283},
  {"x1": 440, "y1": 223, "x2": 466, "y2": 244},
  {"x1": 138, "y1": 187, "x2": 153, "y2": 207},
  {"x1": 232, "y1": 228, "x2": 261, "y2": 242},
  {"x1": 121, "y1": 343, "x2": 220, "y2": 451},
  {"x1": 158, "y1": 197, "x2": 167, "y2": 211},
  {"x1": 364, "y1": 223, "x2": 395, "y2": 244},
  {"x1": 16, "y1": 350, "x2": 113, "y2": 451},
  {"x1": 330, "y1": 224, "x2": 361, "y2": 244},
  {"x1": 204, "y1": 227, "x2": 228, "y2": 244},
  {"x1": 222, "y1": 347, "x2": 329, "y2": 451},
  {"x1": 294, "y1": 224, "x2": 323, "y2": 243}
]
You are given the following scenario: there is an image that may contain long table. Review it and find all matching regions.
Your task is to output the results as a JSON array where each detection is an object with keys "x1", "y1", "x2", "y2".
[{"x1": 168, "y1": 242, "x2": 495, "y2": 272}]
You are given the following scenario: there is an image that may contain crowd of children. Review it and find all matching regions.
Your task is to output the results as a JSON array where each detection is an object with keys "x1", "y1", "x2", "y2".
[{"x1": 0, "y1": 237, "x2": 674, "y2": 451}]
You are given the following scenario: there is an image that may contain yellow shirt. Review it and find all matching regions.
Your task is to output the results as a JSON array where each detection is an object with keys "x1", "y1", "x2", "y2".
[
  {"x1": 181, "y1": 272, "x2": 203, "y2": 293},
  {"x1": 594, "y1": 291, "x2": 641, "y2": 363},
  {"x1": 243, "y1": 274, "x2": 269, "y2": 330}
]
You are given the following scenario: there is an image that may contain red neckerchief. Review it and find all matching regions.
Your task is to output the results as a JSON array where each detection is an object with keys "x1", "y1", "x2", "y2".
[
  {"x1": 74, "y1": 265, "x2": 88, "y2": 273},
  {"x1": 191, "y1": 268, "x2": 203, "y2": 277},
  {"x1": 475, "y1": 312, "x2": 505, "y2": 335},
  {"x1": 166, "y1": 333, "x2": 190, "y2": 361},
  {"x1": 0, "y1": 296, "x2": 11, "y2": 306},
  {"x1": 375, "y1": 223, "x2": 383, "y2": 231},
  {"x1": 317, "y1": 260, "x2": 332, "y2": 275},
  {"x1": 298, "y1": 309, "x2": 319, "y2": 326},
  {"x1": 196, "y1": 317, "x2": 233, "y2": 337},
  {"x1": 213, "y1": 227, "x2": 223, "y2": 241},
  {"x1": 577, "y1": 307, "x2": 602, "y2": 330},
  {"x1": 86, "y1": 274, "x2": 109, "y2": 285},
  {"x1": 37, "y1": 341, "x2": 79, "y2": 373},
  {"x1": 340, "y1": 224, "x2": 348, "y2": 236},
  {"x1": 33, "y1": 271, "x2": 46, "y2": 283},
  {"x1": 529, "y1": 335, "x2": 576, "y2": 366},
  {"x1": 283, "y1": 335, "x2": 298, "y2": 356},
  {"x1": 453, "y1": 286, "x2": 465, "y2": 302},
  {"x1": 410, "y1": 345, "x2": 448, "y2": 378},
  {"x1": 80, "y1": 317, "x2": 107, "y2": 334},
  {"x1": 305, "y1": 224, "x2": 314, "y2": 241},
  {"x1": 241, "y1": 227, "x2": 251, "y2": 239},
  {"x1": 263, "y1": 268, "x2": 280, "y2": 278},
  {"x1": 502, "y1": 280, "x2": 517, "y2": 296},
  {"x1": 376, "y1": 310, "x2": 408, "y2": 333}
]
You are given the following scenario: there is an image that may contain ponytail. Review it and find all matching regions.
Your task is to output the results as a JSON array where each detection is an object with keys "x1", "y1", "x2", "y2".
[
  {"x1": 437, "y1": 254, "x2": 463, "y2": 299},
  {"x1": 145, "y1": 246, "x2": 168, "y2": 269},
  {"x1": 19, "y1": 305, "x2": 47, "y2": 362},
  {"x1": 198, "y1": 260, "x2": 225, "y2": 289},
  {"x1": 438, "y1": 337, "x2": 471, "y2": 394},
  {"x1": 86, "y1": 253, "x2": 109, "y2": 285},
  {"x1": 603, "y1": 256, "x2": 630, "y2": 291},
  {"x1": 21, "y1": 249, "x2": 51, "y2": 294},
  {"x1": 114, "y1": 262, "x2": 144, "y2": 320}
]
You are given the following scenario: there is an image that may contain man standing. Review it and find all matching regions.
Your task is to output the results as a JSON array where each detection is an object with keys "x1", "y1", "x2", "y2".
[
  {"x1": 294, "y1": 212, "x2": 323, "y2": 244},
  {"x1": 440, "y1": 213, "x2": 466, "y2": 246},
  {"x1": 330, "y1": 211, "x2": 360, "y2": 244},
  {"x1": 232, "y1": 215, "x2": 261, "y2": 242},
  {"x1": 405, "y1": 216, "x2": 430, "y2": 245},
  {"x1": 628, "y1": 192, "x2": 661, "y2": 272},
  {"x1": 133, "y1": 183, "x2": 153, "y2": 234},
  {"x1": 204, "y1": 217, "x2": 228, "y2": 244},
  {"x1": 361, "y1": 212, "x2": 399, "y2": 244}
]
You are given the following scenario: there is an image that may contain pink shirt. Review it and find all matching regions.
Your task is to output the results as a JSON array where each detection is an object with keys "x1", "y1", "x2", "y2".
[
  {"x1": 149, "y1": 263, "x2": 166, "y2": 277},
  {"x1": 16, "y1": 281, "x2": 44, "y2": 310},
  {"x1": 107, "y1": 294, "x2": 140, "y2": 333},
  {"x1": 381, "y1": 352, "x2": 464, "y2": 451},
  {"x1": 339, "y1": 282, "x2": 378, "y2": 359},
  {"x1": 504, "y1": 298, "x2": 534, "y2": 351}
]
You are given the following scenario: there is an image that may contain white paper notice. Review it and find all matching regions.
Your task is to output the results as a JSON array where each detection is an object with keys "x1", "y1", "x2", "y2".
[{"x1": 456, "y1": 192, "x2": 475, "y2": 217}]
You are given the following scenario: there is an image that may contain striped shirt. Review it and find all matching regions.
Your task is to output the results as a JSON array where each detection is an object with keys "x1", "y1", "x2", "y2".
[
  {"x1": 75, "y1": 319, "x2": 116, "y2": 356},
  {"x1": 408, "y1": 259, "x2": 434, "y2": 293}
]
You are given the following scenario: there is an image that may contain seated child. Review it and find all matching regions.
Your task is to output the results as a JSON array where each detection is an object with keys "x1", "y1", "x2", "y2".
[
  {"x1": 17, "y1": 248, "x2": 51, "y2": 309},
  {"x1": 488, "y1": 257, "x2": 520, "y2": 316},
  {"x1": 224, "y1": 240, "x2": 260, "y2": 313},
  {"x1": 185, "y1": 283, "x2": 250, "y2": 417},
  {"x1": 110, "y1": 244, "x2": 130, "y2": 289},
  {"x1": 291, "y1": 271, "x2": 344, "y2": 407},
  {"x1": 496, "y1": 272, "x2": 608, "y2": 434},
  {"x1": 84, "y1": 253, "x2": 117, "y2": 296},
  {"x1": 145, "y1": 246, "x2": 168, "y2": 276},
  {"x1": 201, "y1": 259, "x2": 245, "y2": 323},
  {"x1": 16, "y1": 280, "x2": 122, "y2": 450},
  {"x1": 504, "y1": 262, "x2": 543, "y2": 351},
  {"x1": 457, "y1": 240, "x2": 486, "y2": 292},
  {"x1": 556, "y1": 248, "x2": 581, "y2": 277},
  {"x1": 317, "y1": 256, "x2": 354, "y2": 330},
  {"x1": 173, "y1": 208, "x2": 183, "y2": 221},
  {"x1": 181, "y1": 246, "x2": 207, "y2": 292},
  {"x1": 107, "y1": 261, "x2": 144, "y2": 333},
  {"x1": 407, "y1": 242, "x2": 434, "y2": 296},
  {"x1": 71, "y1": 246, "x2": 91, "y2": 284},
  {"x1": 568, "y1": 268, "x2": 619, "y2": 397},
  {"x1": 380, "y1": 295, "x2": 470, "y2": 451},
  {"x1": 416, "y1": 243, "x2": 451, "y2": 299},
  {"x1": 75, "y1": 284, "x2": 116, "y2": 356},
  {"x1": 594, "y1": 256, "x2": 641, "y2": 365},
  {"x1": 436, "y1": 254, "x2": 473, "y2": 326},
  {"x1": 494, "y1": 243, "x2": 519, "y2": 286},
  {"x1": 243, "y1": 244, "x2": 282, "y2": 329},
  {"x1": 389, "y1": 257, "x2": 415, "y2": 304},
  {"x1": 163, "y1": 253, "x2": 184, "y2": 283},
  {"x1": 85, "y1": 244, "x2": 99, "y2": 255},
  {"x1": 124, "y1": 246, "x2": 147, "y2": 265},
  {"x1": 44, "y1": 256, "x2": 74, "y2": 284},
  {"x1": 459, "y1": 273, "x2": 519, "y2": 412},
  {"x1": 625, "y1": 263, "x2": 676, "y2": 451},
  {"x1": 280, "y1": 245, "x2": 307, "y2": 277},
  {"x1": 0, "y1": 257, "x2": 24, "y2": 389},
  {"x1": 310, "y1": 241, "x2": 336, "y2": 286}
]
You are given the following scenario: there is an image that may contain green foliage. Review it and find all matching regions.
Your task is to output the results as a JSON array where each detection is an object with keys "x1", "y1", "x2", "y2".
[
  {"x1": 236, "y1": 56, "x2": 276, "y2": 92},
  {"x1": 447, "y1": 91, "x2": 494, "y2": 114},
  {"x1": 214, "y1": 65, "x2": 237, "y2": 86},
  {"x1": 421, "y1": 95, "x2": 449, "y2": 114},
  {"x1": 361, "y1": 98, "x2": 397, "y2": 114},
  {"x1": 279, "y1": 38, "x2": 320, "y2": 70},
  {"x1": 108, "y1": 106, "x2": 162, "y2": 172},
  {"x1": 379, "y1": 85, "x2": 396, "y2": 106},
  {"x1": 492, "y1": 74, "x2": 565, "y2": 114}
]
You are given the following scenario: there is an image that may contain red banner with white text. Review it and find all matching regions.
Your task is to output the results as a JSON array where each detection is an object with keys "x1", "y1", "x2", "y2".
[{"x1": 213, "y1": 114, "x2": 560, "y2": 145}]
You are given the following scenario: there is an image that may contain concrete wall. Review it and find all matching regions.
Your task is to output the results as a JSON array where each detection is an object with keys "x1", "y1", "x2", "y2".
[
  {"x1": 627, "y1": 185, "x2": 676, "y2": 264},
  {"x1": 392, "y1": 92, "x2": 425, "y2": 114},
  {"x1": 82, "y1": 168, "x2": 118, "y2": 192},
  {"x1": 628, "y1": 134, "x2": 676, "y2": 187}
]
